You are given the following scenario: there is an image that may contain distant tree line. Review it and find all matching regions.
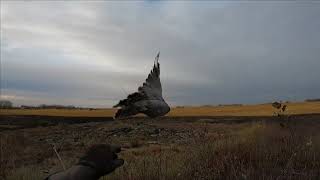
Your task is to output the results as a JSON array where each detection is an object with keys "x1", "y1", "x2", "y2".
[
  {"x1": 305, "y1": 98, "x2": 320, "y2": 102},
  {"x1": 0, "y1": 100, "x2": 97, "y2": 110},
  {"x1": 37, "y1": 104, "x2": 76, "y2": 109},
  {"x1": 20, "y1": 104, "x2": 97, "y2": 110},
  {"x1": 0, "y1": 100, "x2": 13, "y2": 109}
]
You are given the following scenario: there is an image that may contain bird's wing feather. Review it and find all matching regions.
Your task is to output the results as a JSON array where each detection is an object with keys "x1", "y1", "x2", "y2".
[
  {"x1": 138, "y1": 57, "x2": 162, "y2": 100},
  {"x1": 113, "y1": 53, "x2": 162, "y2": 108}
]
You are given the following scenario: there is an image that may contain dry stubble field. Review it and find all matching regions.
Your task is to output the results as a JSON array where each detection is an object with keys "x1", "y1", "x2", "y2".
[
  {"x1": 1, "y1": 102, "x2": 320, "y2": 180},
  {"x1": 1, "y1": 102, "x2": 320, "y2": 117}
]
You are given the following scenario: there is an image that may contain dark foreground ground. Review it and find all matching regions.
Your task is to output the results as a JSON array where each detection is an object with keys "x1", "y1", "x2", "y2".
[{"x1": 1, "y1": 114, "x2": 320, "y2": 180}]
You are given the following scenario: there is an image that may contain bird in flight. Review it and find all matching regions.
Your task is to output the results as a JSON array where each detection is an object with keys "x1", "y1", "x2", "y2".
[{"x1": 113, "y1": 52, "x2": 170, "y2": 119}]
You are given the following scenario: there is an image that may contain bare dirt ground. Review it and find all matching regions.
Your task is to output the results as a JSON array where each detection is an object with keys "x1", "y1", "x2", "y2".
[{"x1": 1, "y1": 114, "x2": 320, "y2": 179}]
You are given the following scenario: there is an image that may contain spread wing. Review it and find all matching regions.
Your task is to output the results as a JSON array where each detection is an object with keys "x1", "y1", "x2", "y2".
[
  {"x1": 113, "y1": 52, "x2": 162, "y2": 108},
  {"x1": 138, "y1": 52, "x2": 162, "y2": 99}
]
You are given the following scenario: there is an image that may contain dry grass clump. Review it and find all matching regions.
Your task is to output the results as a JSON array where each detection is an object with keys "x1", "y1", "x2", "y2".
[
  {"x1": 191, "y1": 123, "x2": 320, "y2": 179},
  {"x1": 2, "y1": 120, "x2": 320, "y2": 180},
  {"x1": 0, "y1": 134, "x2": 26, "y2": 179},
  {"x1": 105, "y1": 122, "x2": 320, "y2": 180},
  {"x1": 0, "y1": 131, "x2": 79, "y2": 180},
  {"x1": 103, "y1": 145, "x2": 186, "y2": 180}
]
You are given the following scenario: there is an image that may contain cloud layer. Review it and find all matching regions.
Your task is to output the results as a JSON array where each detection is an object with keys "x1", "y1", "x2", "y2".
[{"x1": 1, "y1": 1, "x2": 320, "y2": 107}]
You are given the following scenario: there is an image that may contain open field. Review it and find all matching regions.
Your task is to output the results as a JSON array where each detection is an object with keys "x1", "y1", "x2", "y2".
[
  {"x1": 1, "y1": 102, "x2": 320, "y2": 179},
  {"x1": 1, "y1": 114, "x2": 320, "y2": 179},
  {"x1": 1, "y1": 101, "x2": 320, "y2": 117}
]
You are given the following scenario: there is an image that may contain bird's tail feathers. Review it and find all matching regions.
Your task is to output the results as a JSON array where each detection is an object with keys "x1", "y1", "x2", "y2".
[{"x1": 114, "y1": 107, "x2": 138, "y2": 119}]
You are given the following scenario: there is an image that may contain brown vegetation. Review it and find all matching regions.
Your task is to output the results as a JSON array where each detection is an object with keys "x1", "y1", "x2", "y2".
[
  {"x1": 1, "y1": 101, "x2": 320, "y2": 117},
  {"x1": 1, "y1": 114, "x2": 320, "y2": 179}
]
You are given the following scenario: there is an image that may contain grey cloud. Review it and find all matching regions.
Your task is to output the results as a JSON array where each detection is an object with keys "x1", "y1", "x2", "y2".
[{"x1": 1, "y1": 1, "x2": 320, "y2": 107}]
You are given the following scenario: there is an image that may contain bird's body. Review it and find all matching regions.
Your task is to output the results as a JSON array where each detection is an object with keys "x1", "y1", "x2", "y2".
[
  {"x1": 114, "y1": 52, "x2": 170, "y2": 119},
  {"x1": 135, "y1": 99, "x2": 170, "y2": 118}
]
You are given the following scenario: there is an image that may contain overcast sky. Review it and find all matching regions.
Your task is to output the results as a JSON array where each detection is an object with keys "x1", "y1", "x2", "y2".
[{"x1": 1, "y1": 1, "x2": 319, "y2": 107}]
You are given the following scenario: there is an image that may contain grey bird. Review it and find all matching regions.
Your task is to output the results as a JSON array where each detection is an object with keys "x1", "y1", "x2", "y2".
[
  {"x1": 45, "y1": 144, "x2": 124, "y2": 180},
  {"x1": 113, "y1": 52, "x2": 170, "y2": 119}
]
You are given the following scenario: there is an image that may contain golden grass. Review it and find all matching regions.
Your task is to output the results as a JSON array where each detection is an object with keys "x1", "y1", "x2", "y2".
[
  {"x1": 0, "y1": 108, "x2": 116, "y2": 117},
  {"x1": 1, "y1": 102, "x2": 320, "y2": 117},
  {"x1": 169, "y1": 102, "x2": 320, "y2": 116}
]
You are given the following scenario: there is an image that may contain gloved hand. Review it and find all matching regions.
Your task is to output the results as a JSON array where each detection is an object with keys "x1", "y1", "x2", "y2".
[
  {"x1": 78, "y1": 144, "x2": 124, "y2": 176},
  {"x1": 45, "y1": 144, "x2": 124, "y2": 180}
]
